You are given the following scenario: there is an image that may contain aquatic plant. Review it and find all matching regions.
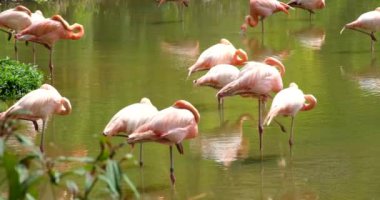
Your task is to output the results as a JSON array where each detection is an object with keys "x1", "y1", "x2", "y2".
[
  {"x1": 0, "y1": 115, "x2": 140, "y2": 199},
  {"x1": 0, "y1": 58, "x2": 44, "y2": 101}
]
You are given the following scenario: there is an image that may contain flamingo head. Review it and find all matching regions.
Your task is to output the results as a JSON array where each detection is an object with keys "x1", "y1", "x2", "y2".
[{"x1": 317, "y1": 0, "x2": 326, "y2": 9}]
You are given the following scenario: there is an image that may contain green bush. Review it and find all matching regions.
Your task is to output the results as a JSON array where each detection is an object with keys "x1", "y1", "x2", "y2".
[{"x1": 0, "y1": 58, "x2": 44, "y2": 101}]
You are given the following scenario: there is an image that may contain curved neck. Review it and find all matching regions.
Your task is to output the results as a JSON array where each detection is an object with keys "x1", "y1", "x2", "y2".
[
  {"x1": 51, "y1": 15, "x2": 84, "y2": 40},
  {"x1": 15, "y1": 6, "x2": 32, "y2": 16},
  {"x1": 173, "y1": 100, "x2": 200, "y2": 123},
  {"x1": 57, "y1": 97, "x2": 72, "y2": 115},
  {"x1": 264, "y1": 57, "x2": 285, "y2": 76},
  {"x1": 301, "y1": 95, "x2": 317, "y2": 111},
  {"x1": 69, "y1": 24, "x2": 85, "y2": 40},
  {"x1": 246, "y1": 15, "x2": 258, "y2": 27},
  {"x1": 233, "y1": 49, "x2": 248, "y2": 65}
]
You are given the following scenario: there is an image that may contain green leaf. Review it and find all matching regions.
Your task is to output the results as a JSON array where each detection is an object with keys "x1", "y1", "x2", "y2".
[
  {"x1": 15, "y1": 164, "x2": 29, "y2": 183},
  {"x1": 122, "y1": 174, "x2": 140, "y2": 199},
  {"x1": 3, "y1": 151, "x2": 23, "y2": 200},
  {"x1": 98, "y1": 160, "x2": 122, "y2": 198},
  {"x1": 57, "y1": 156, "x2": 95, "y2": 163},
  {"x1": 66, "y1": 180, "x2": 79, "y2": 196},
  {"x1": 0, "y1": 138, "x2": 4, "y2": 157}
]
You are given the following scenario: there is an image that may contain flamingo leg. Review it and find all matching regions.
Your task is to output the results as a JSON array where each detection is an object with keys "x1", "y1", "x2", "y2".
[
  {"x1": 14, "y1": 38, "x2": 18, "y2": 61},
  {"x1": 139, "y1": 143, "x2": 143, "y2": 167},
  {"x1": 289, "y1": 116, "x2": 295, "y2": 147},
  {"x1": 33, "y1": 43, "x2": 36, "y2": 65},
  {"x1": 169, "y1": 145, "x2": 176, "y2": 185},
  {"x1": 258, "y1": 98, "x2": 263, "y2": 151},
  {"x1": 40, "y1": 120, "x2": 46, "y2": 152},
  {"x1": 274, "y1": 119, "x2": 287, "y2": 133},
  {"x1": 49, "y1": 47, "x2": 54, "y2": 77},
  {"x1": 261, "y1": 18, "x2": 264, "y2": 34}
]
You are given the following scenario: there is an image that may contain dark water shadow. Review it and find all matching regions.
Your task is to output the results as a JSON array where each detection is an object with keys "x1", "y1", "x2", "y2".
[{"x1": 150, "y1": 20, "x2": 183, "y2": 25}]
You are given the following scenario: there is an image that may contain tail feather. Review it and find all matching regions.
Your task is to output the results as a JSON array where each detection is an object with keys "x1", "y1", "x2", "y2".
[
  {"x1": 127, "y1": 130, "x2": 156, "y2": 144},
  {"x1": 264, "y1": 107, "x2": 281, "y2": 126},
  {"x1": 216, "y1": 82, "x2": 237, "y2": 98}
]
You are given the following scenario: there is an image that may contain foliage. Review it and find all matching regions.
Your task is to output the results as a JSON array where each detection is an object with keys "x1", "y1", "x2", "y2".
[
  {"x1": 0, "y1": 115, "x2": 140, "y2": 200},
  {"x1": 0, "y1": 58, "x2": 44, "y2": 101}
]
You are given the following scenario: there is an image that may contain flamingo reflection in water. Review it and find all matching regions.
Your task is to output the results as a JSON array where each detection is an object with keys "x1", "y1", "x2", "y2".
[
  {"x1": 294, "y1": 26, "x2": 325, "y2": 50},
  {"x1": 242, "y1": 36, "x2": 290, "y2": 61},
  {"x1": 156, "y1": 0, "x2": 189, "y2": 7},
  {"x1": 191, "y1": 114, "x2": 253, "y2": 167},
  {"x1": 160, "y1": 40, "x2": 199, "y2": 62}
]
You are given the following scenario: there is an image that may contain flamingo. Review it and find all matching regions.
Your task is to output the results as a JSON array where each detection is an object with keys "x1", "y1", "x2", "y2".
[
  {"x1": 340, "y1": 8, "x2": 380, "y2": 52},
  {"x1": 0, "y1": 84, "x2": 72, "y2": 152},
  {"x1": 157, "y1": 0, "x2": 189, "y2": 7},
  {"x1": 103, "y1": 97, "x2": 158, "y2": 167},
  {"x1": 127, "y1": 100, "x2": 200, "y2": 185},
  {"x1": 241, "y1": 0, "x2": 290, "y2": 34},
  {"x1": 216, "y1": 57, "x2": 286, "y2": 151},
  {"x1": 15, "y1": 15, "x2": 84, "y2": 77},
  {"x1": 0, "y1": 5, "x2": 32, "y2": 60},
  {"x1": 287, "y1": 0, "x2": 325, "y2": 20},
  {"x1": 188, "y1": 38, "x2": 248, "y2": 78},
  {"x1": 264, "y1": 82, "x2": 317, "y2": 146},
  {"x1": 193, "y1": 64, "x2": 240, "y2": 114}
]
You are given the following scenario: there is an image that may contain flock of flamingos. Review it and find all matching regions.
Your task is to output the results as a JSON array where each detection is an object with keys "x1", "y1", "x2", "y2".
[{"x1": 0, "y1": 0, "x2": 380, "y2": 185}]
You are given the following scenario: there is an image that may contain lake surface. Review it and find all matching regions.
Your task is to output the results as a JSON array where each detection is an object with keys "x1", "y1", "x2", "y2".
[{"x1": 1, "y1": 0, "x2": 380, "y2": 199}]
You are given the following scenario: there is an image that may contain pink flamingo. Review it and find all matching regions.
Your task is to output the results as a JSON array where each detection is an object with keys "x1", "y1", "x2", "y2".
[
  {"x1": 127, "y1": 100, "x2": 200, "y2": 185},
  {"x1": 157, "y1": 0, "x2": 189, "y2": 7},
  {"x1": 241, "y1": 0, "x2": 290, "y2": 34},
  {"x1": 0, "y1": 5, "x2": 32, "y2": 60},
  {"x1": 287, "y1": 0, "x2": 325, "y2": 19},
  {"x1": 15, "y1": 15, "x2": 84, "y2": 76},
  {"x1": 0, "y1": 84, "x2": 72, "y2": 152},
  {"x1": 216, "y1": 57, "x2": 286, "y2": 151},
  {"x1": 193, "y1": 64, "x2": 240, "y2": 114},
  {"x1": 103, "y1": 97, "x2": 158, "y2": 166},
  {"x1": 264, "y1": 83, "x2": 317, "y2": 146},
  {"x1": 188, "y1": 38, "x2": 248, "y2": 78},
  {"x1": 340, "y1": 8, "x2": 380, "y2": 52}
]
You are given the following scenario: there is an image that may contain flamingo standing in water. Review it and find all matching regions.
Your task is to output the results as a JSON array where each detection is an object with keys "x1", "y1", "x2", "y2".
[
  {"x1": 340, "y1": 7, "x2": 380, "y2": 52},
  {"x1": 128, "y1": 100, "x2": 200, "y2": 185},
  {"x1": 193, "y1": 64, "x2": 240, "y2": 114},
  {"x1": 0, "y1": 5, "x2": 32, "y2": 60},
  {"x1": 103, "y1": 98, "x2": 158, "y2": 167},
  {"x1": 0, "y1": 84, "x2": 72, "y2": 152},
  {"x1": 241, "y1": 0, "x2": 290, "y2": 34},
  {"x1": 264, "y1": 82, "x2": 317, "y2": 146},
  {"x1": 188, "y1": 38, "x2": 247, "y2": 78},
  {"x1": 15, "y1": 15, "x2": 84, "y2": 77},
  {"x1": 216, "y1": 57, "x2": 286, "y2": 151},
  {"x1": 287, "y1": 0, "x2": 325, "y2": 20}
]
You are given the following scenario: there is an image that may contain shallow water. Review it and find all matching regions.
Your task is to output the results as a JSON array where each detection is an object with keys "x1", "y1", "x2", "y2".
[{"x1": 1, "y1": 0, "x2": 380, "y2": 199}]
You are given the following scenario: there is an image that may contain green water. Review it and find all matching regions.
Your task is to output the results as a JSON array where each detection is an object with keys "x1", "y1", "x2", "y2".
[{"x1": 1, "y1": 0, "x2": 380, "y2": 199}]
